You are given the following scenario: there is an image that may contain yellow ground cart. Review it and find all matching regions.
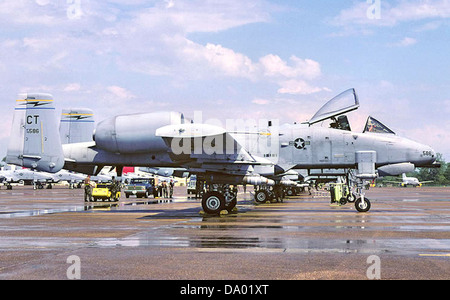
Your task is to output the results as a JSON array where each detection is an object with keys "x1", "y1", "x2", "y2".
[{"x1": 92, "y1": 184, "x2": 121, "y2": 202}]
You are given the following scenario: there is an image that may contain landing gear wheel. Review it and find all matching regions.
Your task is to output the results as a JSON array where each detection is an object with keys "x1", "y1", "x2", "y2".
[
  {"x1": 347, "y1": 193, "x2": 356, "y2": 203},
  {"x1": 254, "y1": 190, "x2": 268, "y2": 203},
  {"x1": 339, "y1": 197, "x2": 347, "y2": 205},
  {"x1": 355, "y1": 197, "x2": 371, "y2": 212},
  {"x1": 286, "y1": 188, "x2": 294, "y2": 196},
  {"x1": 202, "y1": 191, "x2": 225, "y2": 215},
  {"x1": 225, "y1": 197, "x2": 237, "y2": 212}
]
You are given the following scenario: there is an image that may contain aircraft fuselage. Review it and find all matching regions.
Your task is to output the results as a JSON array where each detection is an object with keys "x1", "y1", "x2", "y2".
[{"x1": 61, "y1": 122, "x2": 436, "y2": 176}]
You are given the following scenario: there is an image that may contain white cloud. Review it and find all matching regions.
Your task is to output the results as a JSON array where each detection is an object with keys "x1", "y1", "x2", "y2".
[
  {"x1": 252, "y1": 98, "x2": 270, "y2": 105},
  {"x1": 128, "y1": 0, "x2": 271, "y2": 34},
  {"x1": 0, "y1": 0, "x2": 325, "y2": 96},
  {"x1": 63, "y1": 83, "x2": 81, "y2": 92},
  {"x1": 258, "y1": 55, "x2": 321, "y2": 80},
  {"x1": 392, "y1": 37, "x2": 418, "y2": 47},
  {"x1": 106, "y1": 86, "x2": 136, "y2": 99},
  {"x1": 277, "y1": 80, "x2": 327, "y2": 95},
  {"x1": 201, "y1": 43, "x2": 256, "y2": 78}
]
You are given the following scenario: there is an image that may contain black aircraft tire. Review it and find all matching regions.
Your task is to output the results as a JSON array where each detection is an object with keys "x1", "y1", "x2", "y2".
[
  {"x1": 202, "y1": 191, "x2": 225, "y2": 215},
  {"x1": 254, "y1": 190, "x2": 268, "y2": 203},
  {"x1": 355, "y1": 197, "x2": 371, "y2": 213}
]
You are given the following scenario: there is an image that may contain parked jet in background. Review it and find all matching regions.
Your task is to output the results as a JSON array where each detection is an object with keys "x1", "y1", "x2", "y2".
[
  {"x1": 49, "y1": 169, "x2": 86, "y2": 188},
  {"x1": 6, "y1": 90, "x2": 438, "y2": 213},
  {"x1": 386, "y1": 173, "x2": 433, "y2": 187},
  {"x1": 0, "y1": 168, "x2": 53, "y2": 189}
]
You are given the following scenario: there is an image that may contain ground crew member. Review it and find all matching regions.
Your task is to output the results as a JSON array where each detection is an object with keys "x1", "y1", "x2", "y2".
[
  {"x1": 162, "y1": 181, "x2": 168, "y2": 198},
  {"x1": 195, "y1": 180, "x2": 202, "y2": 198},
  {"x1": 274, "y1": 184, "x2": 283, "y2": 203},
  {"x1": 169, "y1": 179, "x2": 174, "y2": 198},
  {"x1": 84, "y1": 175, "x2": 93, "y2": 202},
  {"x1": 110, "y1": 176, "x2": 120, "y2": 201}
]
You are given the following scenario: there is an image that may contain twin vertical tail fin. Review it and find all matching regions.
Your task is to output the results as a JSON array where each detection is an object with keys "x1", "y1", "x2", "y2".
[
  {"x1": 6, "y1": 93, "x2": 65, "y2": 173},
  {"x1": 59, "y1": 108, "x2": 95, "y2": 144}
]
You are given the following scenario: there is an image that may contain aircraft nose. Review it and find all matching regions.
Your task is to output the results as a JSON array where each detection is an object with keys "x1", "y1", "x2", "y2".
[
  {"x1": 430, "y1": 148, "x2": 437, "y2": 160},
  {"x1": 420, "y1": 144, "x2": 437, "y2": 165}
]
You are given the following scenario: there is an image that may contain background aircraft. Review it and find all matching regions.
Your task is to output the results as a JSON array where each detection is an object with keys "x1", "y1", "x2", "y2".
[
  {"x1": 385, "y1": 173, "x2": 433, "y2": 187},
  {"x1": 0, "y1": 168, "x2": 53, "y2": 189},
  {"x1": 49, "y1": 169, "x2": 86, "y2": 188},
  {"x1": 0, "y1": 167, "x2": 87, "y2": 189},
  {"x1": 6, "y1": 90, "x2": 438, "y2": 213}
]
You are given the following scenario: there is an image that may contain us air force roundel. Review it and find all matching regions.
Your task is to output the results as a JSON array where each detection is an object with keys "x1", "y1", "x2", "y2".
[{"x1": 294, "y1": 138, "x2": 305, "y2": 149}]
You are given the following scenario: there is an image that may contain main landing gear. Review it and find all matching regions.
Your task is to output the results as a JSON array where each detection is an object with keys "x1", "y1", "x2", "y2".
[{"x1": 201, "y1": 185, "x2": 237, "y2": 215}]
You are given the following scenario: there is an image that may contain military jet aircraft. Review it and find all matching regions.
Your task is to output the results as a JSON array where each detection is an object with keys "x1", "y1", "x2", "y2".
[
  {"x1": 0, "y1": 167, "x2": 87, "y2": 189},
  {"x1": 0, "y1": 168, "x2": 54, "y2": 189},
  {"x1": 385, "y1": 173, "x2": 433, "y2": 187},
  {"x1": 49, "y1": 169, "x2": 87, "y2": 188},
  {"x1": 6, "y1": 90, "x2": 437, "y2": 213}
]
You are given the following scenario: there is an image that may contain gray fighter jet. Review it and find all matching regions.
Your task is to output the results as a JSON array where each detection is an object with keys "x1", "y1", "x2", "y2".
[
  {"x1": 0, "y1": 168, "x2": 54, "y2": 189},
  {"x1": 6, "y1": 90, "x2": 437, "y2": 213}
]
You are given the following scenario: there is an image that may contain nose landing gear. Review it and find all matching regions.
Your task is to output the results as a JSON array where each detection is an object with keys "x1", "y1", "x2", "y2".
[{"x1": 355, "y1": 195, "x2": 371, "y2": 212}]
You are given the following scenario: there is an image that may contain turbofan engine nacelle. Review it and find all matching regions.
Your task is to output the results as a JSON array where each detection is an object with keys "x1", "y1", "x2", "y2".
[
  {"x1": 94, "y1": 112, "x2": 184, "y2": 154},
  {"x1": 377, "y1": 163, "x2": 415, "y2": 177}
]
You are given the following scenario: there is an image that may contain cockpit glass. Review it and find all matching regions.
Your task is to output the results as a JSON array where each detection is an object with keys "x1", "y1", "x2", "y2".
[
  {"x1": 308, "y1": 88, "x2": 359, "y2": 125},
  {"x1": 363, "y1": 116, "x2": 395, "y2": 134}
]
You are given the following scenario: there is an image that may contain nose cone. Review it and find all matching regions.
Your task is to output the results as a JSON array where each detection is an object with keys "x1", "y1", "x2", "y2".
[{"x1": 413, "y1": 143, "x2": 437, "y2": 167}]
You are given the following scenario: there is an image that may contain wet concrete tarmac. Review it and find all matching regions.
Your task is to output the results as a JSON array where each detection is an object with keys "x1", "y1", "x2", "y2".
[{"x1": 0, "y1": 185, "x2": 449, "y2": 280}]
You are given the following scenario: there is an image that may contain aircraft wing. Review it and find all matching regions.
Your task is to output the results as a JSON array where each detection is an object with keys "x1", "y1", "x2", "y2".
[
  {"x1": 419, "y1": 181, "x2": 433, "y2": 184},
  {"x1": 156, "y1": 123, "x2": 274, "y2": 176}
]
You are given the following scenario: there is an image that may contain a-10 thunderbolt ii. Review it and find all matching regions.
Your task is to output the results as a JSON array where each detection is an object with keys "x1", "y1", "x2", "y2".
[{"x1": 6, "y1": 89, "x2": 437, "y2": 213}]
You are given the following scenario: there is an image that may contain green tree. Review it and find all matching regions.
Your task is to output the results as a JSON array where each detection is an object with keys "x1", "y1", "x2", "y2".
[
  {"x1": 417, "y1": 153, "x2": 446, "y2": 185},
  {"x1": 443, "y1": 162, "x2": 450, "y2": 185}
]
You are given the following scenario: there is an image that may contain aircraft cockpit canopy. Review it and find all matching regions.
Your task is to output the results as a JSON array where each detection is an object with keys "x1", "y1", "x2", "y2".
[
  {"x1": 363, "y1": 116, "x2": 396, "y2": 134},
  {"x1": 308, "y1": 88, "x2": 359, "y2": 127}
]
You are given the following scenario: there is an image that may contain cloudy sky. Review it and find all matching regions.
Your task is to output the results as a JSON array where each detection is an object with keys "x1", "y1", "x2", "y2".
[{"x1": 1, "y1": 0, "x2": 449, "y2": 160}]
